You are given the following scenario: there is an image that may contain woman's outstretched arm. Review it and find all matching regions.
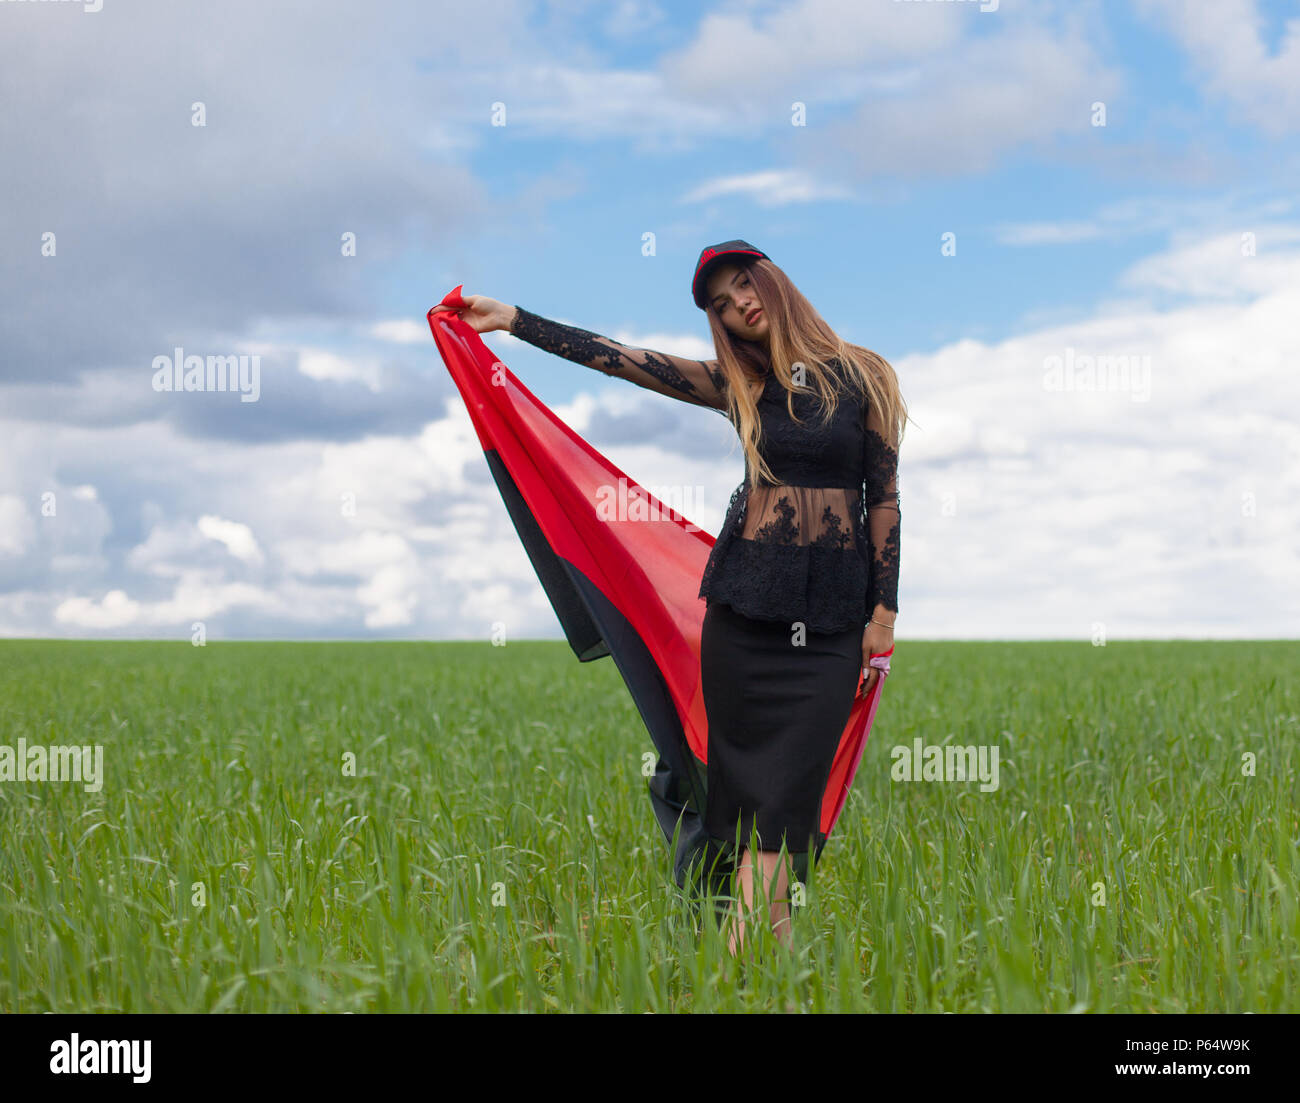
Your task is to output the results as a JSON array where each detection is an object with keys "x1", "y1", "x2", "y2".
[
  {"x1": 430, "y1": 293, "x2": 728, "y2": 412},
  {"x1": 509, "y1": 305, "x2": 728, "y2": 412}
]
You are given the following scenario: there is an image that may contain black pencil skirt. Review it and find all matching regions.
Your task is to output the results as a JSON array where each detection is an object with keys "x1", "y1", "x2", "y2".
[{"x1": 700, "y1": 599, "x2": 863, "y2": 856}]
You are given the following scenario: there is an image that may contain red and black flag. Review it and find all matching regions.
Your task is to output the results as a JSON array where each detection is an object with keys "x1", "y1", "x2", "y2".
[{"x1": 427, "y1": 287, "x2": 891, "y2": 900}]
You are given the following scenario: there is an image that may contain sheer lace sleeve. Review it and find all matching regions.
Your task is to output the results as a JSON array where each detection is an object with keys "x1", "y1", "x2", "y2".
[
  {"x1": 510, "y1": 305, "x2": 728, "y2": 412},
  {"x1": 862, "y1": 399, "x2": 900, "y2": 621}
]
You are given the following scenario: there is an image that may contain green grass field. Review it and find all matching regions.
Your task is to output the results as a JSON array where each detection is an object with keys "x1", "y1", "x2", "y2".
[{"x1": 0, "y1": 638, "x2": 1295, "y2": 1012}]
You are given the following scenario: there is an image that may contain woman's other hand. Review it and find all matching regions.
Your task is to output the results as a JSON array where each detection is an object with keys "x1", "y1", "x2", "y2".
[
  {"x1": 857, "y1": 621, "x2": 893, "y2": 699},
  {"x1": 430, "y1": 293, "x2": 515, "y2": 334}
]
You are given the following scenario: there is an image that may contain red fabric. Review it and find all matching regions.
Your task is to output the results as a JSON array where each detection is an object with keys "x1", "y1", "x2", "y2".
[{"x1": 427, "y1": 286, "x2": 891, "y2": 838}]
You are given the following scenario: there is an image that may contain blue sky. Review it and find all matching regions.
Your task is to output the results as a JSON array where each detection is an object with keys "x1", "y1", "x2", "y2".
[{"x1": 1, "y1": 0, "x2": 1297, "y2": 640}]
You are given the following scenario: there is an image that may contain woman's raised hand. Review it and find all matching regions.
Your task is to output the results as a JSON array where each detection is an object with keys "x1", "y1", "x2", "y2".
[{"x1": 430, "y1": 293, "x2": 515, "y2": 334}]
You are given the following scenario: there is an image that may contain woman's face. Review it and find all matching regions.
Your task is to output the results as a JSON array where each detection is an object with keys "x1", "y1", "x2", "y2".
[{"x1": 707, "y1": 263, "x2": 769, "y2": 344}]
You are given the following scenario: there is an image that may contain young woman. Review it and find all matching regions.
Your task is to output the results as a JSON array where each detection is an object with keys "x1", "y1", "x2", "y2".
[{"x1": 431, "y1": 241, "x2": 906, "y2": 955}]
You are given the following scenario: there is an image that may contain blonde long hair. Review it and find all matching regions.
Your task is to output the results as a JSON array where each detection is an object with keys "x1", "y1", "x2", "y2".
[{"x1": 705, "y1": 258, "x2": 908, "y2": 491}]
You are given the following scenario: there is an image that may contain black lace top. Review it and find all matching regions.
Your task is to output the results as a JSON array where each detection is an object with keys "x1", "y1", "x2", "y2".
[{"x1": 509, "y1": 305, "x2": 900, "y2": 633}]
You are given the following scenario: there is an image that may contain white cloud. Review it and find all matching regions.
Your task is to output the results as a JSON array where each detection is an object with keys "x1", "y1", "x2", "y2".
[
  {"x1": 995, "y1": 221, "x2": 1104, "y2": 246},
  {"x1": 882, "y1": 231, "x2": 1300, "y2": 636},
  {"x1": 283, "y1": 529, "x2": 413, "y2": 578},
  {"x1": 286, "y1": 415, "x2": 482, "y2": 523},
  {"x1": 53, "y1": 576, "x2": 284, "y2": 631},
  {"x1": 470, "y1": 0, "x2": 1104, "y2": 179},
  {"x1": 297, "y1": 349, "x2": 384, "y2": 392},
  {"x1": 54, "y1": 589, "x2": 141, "y2": 630},
  {"x1": 129, "y1": 517, "x2": 265, "y2": 576},
  {"x1": 1116, "y1": 225, "x2": 1300, "y2": 300},
  {"x1": 357, "y1": 561, "x2": 422, "y2": 628},
  {"x1": 816, "y1": 15, "x2": 1123, "y2": 180},
  {"x1": 0, "y1": 476, "x2": 115, "y2": 574},
  {"x1": 127, "y1": 522, "x2": 210, "y2": 578},
  {"x1": 661, "y1": 0, "x2": 961, "y2": 100},
  {"x1": 483, "y1": 64, "x2": 729, "y2": 148},
  {"x1": 1137, "y1": 0, "x2": 1300, "y2": 136},
  {"x1": 0, "y1": 495, "x2": 36, "y2": 557},
  {"x1": 681, "y1": 169, "x2": 854, "y2": 207},
  {"x1": 603, "y1": 0, "x2": 665, "y2": 39},
  {"x1": 996, "y1": 195, "x2": 1300, "y2": 252},
  {"x1": 652, "y1": 0, "x2": 1118, "y2": 181},
  {"x1": 197, "y1": 516, "x2": 265, "y2": 566},
  {"x1": 369, "y1": 319, "x2": 432, "y2": 345}
]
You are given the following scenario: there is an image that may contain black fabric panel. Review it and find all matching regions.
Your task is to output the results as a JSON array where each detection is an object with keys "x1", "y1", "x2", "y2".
[
  {"x1": 480, "y1": 447, "x2": 727, "y2": 899},
  {"x1": 483, "y1": 447, "x2": 608, "y2": 662}
]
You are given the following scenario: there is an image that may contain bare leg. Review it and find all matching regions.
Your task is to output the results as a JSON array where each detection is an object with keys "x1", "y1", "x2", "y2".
[
  {"x1": 726, "y1": 848, "x2": 753, "y2": 957},
  {"x1": 726, "y1": 845, "x2": 796, "y2": 956},
  {"x1": 764, "y1": 849, "x2": 794, "y2": 947}
]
